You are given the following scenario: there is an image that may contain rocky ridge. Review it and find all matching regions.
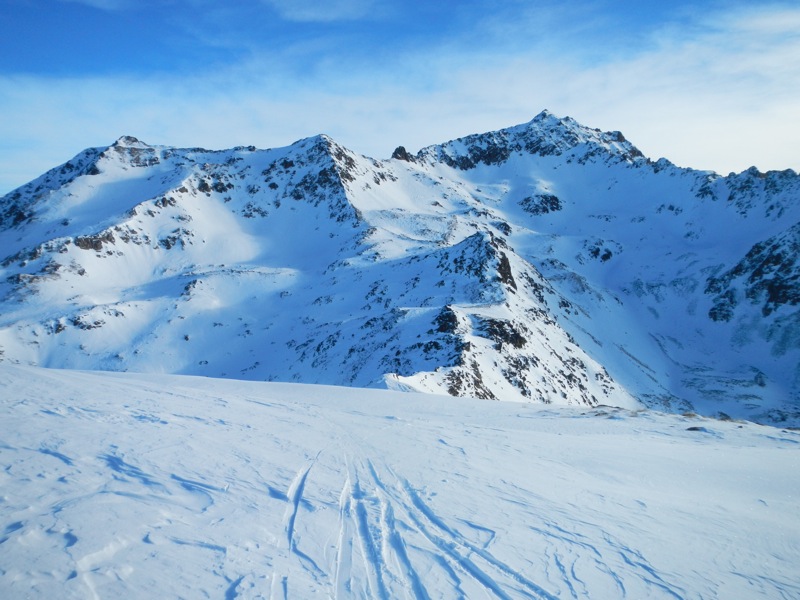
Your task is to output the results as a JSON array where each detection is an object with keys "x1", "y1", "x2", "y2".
[{"x1": 1, "y1": 110, "x2": 798, "y2": 424}]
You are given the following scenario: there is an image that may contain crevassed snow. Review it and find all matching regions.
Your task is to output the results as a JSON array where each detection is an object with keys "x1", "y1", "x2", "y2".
[{"x1": 1, "y1": 365, "x2": 798, "y2": 599}]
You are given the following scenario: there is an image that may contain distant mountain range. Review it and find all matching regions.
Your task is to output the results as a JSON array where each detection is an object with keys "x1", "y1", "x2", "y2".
[{"x1": 1, "y1": 110, "x2": 798, "y2": 425}]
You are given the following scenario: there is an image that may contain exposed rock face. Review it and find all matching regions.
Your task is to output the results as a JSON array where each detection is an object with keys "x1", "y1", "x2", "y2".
[
  {"x1": 1, "y1": 110, "x2": 798, "y2": 425},
  {"x1": 391, "y1": 146, "x2": 414, "y2": 162},
  {"x1": 707, "y1": 222, "x2": 800, "y2": 320}
]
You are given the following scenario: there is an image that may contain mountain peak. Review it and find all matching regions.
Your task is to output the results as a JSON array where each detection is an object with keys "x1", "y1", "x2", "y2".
[
  {"x1": 518, "y1": 111, "x2": 641, "y2": 159},
  {"x1": 111, "y1": 135, "x2": 150, "y2": 148},
  {"x1": 419, "y1": 110, "x2": 645, "y2": 170},
  {"x1": 526, "y1": 108, "x2": 595, "y2": 128},
  {"x1": 1, "y1": 113, "x2": 798, "y2": 425}
]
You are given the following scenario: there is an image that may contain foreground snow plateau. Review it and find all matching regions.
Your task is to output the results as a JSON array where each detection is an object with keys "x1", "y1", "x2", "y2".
[{"x1": 1, "y1": 365, "x2": 798, "y2": 599}]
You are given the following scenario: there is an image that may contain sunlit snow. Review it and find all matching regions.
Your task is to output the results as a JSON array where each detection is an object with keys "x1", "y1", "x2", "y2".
[
  {"x1": 2, "y1": 112, "x2": 799, "y2": 424},
  {"x1": 1, "y1": 365, "x2": 798, "y2": 599}
]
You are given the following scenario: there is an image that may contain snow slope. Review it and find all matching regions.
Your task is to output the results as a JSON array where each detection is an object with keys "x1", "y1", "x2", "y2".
[
  {"x1": 1, "y1": 111, "x2": 799, "y2": 424},
  {"x1": 1, "y1": 365, "x2": 799, "y2": 599}
]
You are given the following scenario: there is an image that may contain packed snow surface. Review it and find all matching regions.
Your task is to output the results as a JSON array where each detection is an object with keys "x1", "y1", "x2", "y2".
[{"x1": 1, "y1": 365, "x2": 798, "y2": 599}]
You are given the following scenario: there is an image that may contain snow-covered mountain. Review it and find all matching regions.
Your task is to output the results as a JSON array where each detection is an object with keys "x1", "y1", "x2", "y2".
[
  {"x1": 2, "y1": 364, "x2": 799, "y2": 599},
  {"x1": 1, "y1": 110, "x2": 799, "y2": 424}
]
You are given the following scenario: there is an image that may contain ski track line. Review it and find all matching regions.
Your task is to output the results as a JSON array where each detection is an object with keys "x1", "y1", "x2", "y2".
[
  {"x1": 277, "y1": 452, "x2": 327, "y2": 596},
  {"x1": 397, "y1": 474, "x2": 559, "y2": 600},
  {"x1": 552, "y1": 553, "x2": 579, "y2": 600},
  {"x1": 617, "y1": 549, "x2": 685, "y2": 600},
  {"x1": 368, "y1": 462, "x2": 432, "y2": 600},
  {"x1": 459, "y1": 519, "x2": 497, "y2": 550},
  {"x1": 532, "y1": 514, "x2": 683, "y2": 599},
  {"x1": 601, "y1": 531, "x2": 686, "y2": 600},
  {"x1": 399, "y1": 493, "x2": 519, "y2": 599},
  {"x1": 367, "y1": 460, "x2": 557, "y2": 600},
  {"x1": 528, "y1": 522, "x2": 604, "y2": 595},
  {"x1": 284, "y1": 453, "x2": 320, "y2": 548},
  {"x1": 334, "y1": 472, "x2": 355, "y2": 599},
  {"x1": 349, "y1": 465, "x2": 390, "y2": 600},
  {"x1": 269, "y1": 574, "x2": 289, "y2": 600},
  {"x1": 334, "y1": 444, "x2": 430, "y2": 599},
  {"x1": 531, "y1": 519, "x2": 633, "y2": 598}
]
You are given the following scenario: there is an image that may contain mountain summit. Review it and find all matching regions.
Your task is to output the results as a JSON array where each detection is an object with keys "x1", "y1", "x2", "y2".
[
  {"x1": 420, "y1": 109, "x2": 645, "y2": 169},
  {"x1": 1, "y1": 111, "x2": 798, "y2": 425}
]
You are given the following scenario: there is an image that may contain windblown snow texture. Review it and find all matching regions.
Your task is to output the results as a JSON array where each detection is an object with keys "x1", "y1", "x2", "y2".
[
  {"x1": 1, "y1": 111, "x2": 799, "y2": 424},
  {"x1": 1, "y1": 365, "x2": 798, "y2": 599}
]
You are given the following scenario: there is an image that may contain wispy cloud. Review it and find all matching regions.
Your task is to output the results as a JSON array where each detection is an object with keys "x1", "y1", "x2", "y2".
[
  {"x1": 1, "y1": 2, "x2": 798, "y2": 193},
  {"x1": 574, "y1": 4, "x2": 800, "y2": 170}
]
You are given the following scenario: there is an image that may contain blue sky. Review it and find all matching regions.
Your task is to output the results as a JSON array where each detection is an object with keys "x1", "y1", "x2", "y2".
[{"x1": 1, "y1": 0, "x2": 799, "y2": 193}]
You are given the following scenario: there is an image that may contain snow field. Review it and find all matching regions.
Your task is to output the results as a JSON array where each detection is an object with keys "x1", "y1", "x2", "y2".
[{"x1": 1, "y1": 365, "x2": 799, "y2": 599}]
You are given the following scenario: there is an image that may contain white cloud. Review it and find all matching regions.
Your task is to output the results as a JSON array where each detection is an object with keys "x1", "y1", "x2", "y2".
[
  {"x1": 353, "y1": 2, "x2": 800, "y2": 173},
  {"x1": 568, "y1": 5, "x2": 800, "y2": 171},
  {"x1": 1, "y1": 3, "x2": 798, "y2": 194}
]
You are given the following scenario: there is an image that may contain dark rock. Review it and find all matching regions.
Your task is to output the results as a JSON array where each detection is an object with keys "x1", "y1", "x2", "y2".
[
  {"x1": 75, "y1": 231, "x2": 115, "y2": 252},
  {"x1": 520, "y1": 194, "x2": 562, "y2": 215},
  {"x1": 391, "y1": 146, "x2": 414, "y2": 162}
]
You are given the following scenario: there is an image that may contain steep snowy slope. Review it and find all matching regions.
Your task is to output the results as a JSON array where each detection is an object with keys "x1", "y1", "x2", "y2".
[
  {"x1": 382, "y1": 113, "x2": 800, "y2": 423},
  {"x1": 1, "y1": 111, "x2": 798, "y2": 424},
  {"x1": 1, "y1": 365, "x2": 799, "y2": 599}
]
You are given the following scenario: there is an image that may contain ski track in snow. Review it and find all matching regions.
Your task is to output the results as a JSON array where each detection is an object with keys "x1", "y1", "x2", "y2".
[
  {"x1": 1, "y1": 365, "x2": 799, "y2": 599},
  {"x1": 285, "y1": 456, "x2": 317, "y2": 548}
]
